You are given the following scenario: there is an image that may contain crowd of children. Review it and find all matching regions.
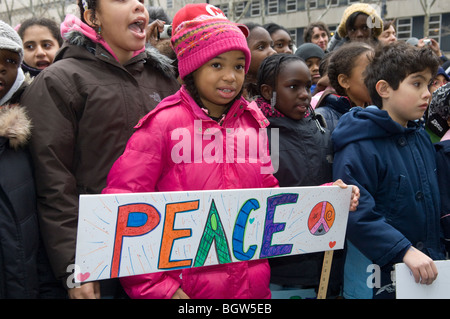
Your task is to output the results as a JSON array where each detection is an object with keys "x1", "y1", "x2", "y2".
[{"x1": 0, "y1": 0, "x2": 448, "y2": 300}]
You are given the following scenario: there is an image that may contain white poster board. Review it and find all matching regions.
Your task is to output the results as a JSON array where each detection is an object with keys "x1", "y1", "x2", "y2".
[
  {"x1": 74, "y1": 186, "x2": 351, "y2": 283},
  {"x1": 395, "y1": 260, "x2": 450, "y2": 299}
]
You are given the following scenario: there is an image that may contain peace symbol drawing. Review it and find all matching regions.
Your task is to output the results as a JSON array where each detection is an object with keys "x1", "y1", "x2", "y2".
[{"x1": 307, "y1": 201, "x2": 335, "y2": 236}]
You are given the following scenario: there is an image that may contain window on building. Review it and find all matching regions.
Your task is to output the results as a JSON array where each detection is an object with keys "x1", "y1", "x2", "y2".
[
  {"x1": 167, "y1": 0, "x2": 173, "y2": 9},
  {"x1": 396, "y1": 17, "x2": 412, "y2": 41},
  {"x1": 268, "y1": 0, "x2": 279, "y2": 15},
  {"x1": 218, "y1": 3, "x2": 229, "y2": 18},
  {"x1": 348, "y1": 0, "x2": 360, "y2": 4},
  {"x1": 288, "y1": 29, "x2": 297, "y2": 47},
  {"x1": 307, "y1": 0, "x2": 317, "y2": 9},
  {"x1": 251, "y1": 0, "x2": 261, "y2": 17},
  {"x1": 286, "y1": 0, "x2": 297, "y2": 12},
  {"x1": 326, "y1": 0, "x2": 339, "y2": 6},
  {"x1": 428, "y1": 14, "x2": 441, "y2": 43},
  {"x1": 235, "y1": 1, "x2": 248, "y2": 17}
]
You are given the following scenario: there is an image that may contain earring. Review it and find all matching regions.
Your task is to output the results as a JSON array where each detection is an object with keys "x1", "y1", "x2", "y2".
[
  {"x1": 270, "y1": 92, "x2": 277, "y2": 114},
  {"x1": 96, "y1": 26, "x2": 102, "y2": 40}
]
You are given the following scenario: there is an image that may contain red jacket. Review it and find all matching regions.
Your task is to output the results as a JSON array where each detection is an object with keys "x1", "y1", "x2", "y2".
[{"x1": 103, "y1": 87, "x2": 279, "y2": 298}]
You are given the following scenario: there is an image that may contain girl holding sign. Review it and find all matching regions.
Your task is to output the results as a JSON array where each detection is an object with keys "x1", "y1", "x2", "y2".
[
  {"x1": 102, "y1": 11, "x2": 279, "y2": 299},
  {"x1": 102, "y1": 9, "x2": 360, "y2": 298}
]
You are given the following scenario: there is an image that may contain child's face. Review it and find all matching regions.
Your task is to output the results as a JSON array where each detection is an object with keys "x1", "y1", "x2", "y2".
[
  {"x1": 247, "y1": 27, "x2": 276, "y2": 77},
  {"x1": 429, "y1": 74, "x2": 448, "y2": 95},
  {"x1": 383, "y1": 69, "x2": 433, "y2": 127},
  {"x1": 347, "y1": 14, "x2": 371, "y2": 41},
  {"x1": 22, "y1": 25, "x2": 60, "y2": 70},
  {"x1": 193, "y1": 50, "x2": 246, "y2": 117},
  {"x1": 275, "y1": 60, "x2": 312, "y2": 120},
  {"x1": 90, "y1": 0, "x2": 149, "y2": 64},
  {"x1": 0, "y1": 50, "x2": 20, "y2": 100},
  {"x1": 271, "y1": 29, "x2": 293, "y2": 54},
  {"x1": 341, "y1": 53, "x2": 372, "y2": 107},
  {"x1": 305, "y1": 57, "x2": 321, "y2": 85}
]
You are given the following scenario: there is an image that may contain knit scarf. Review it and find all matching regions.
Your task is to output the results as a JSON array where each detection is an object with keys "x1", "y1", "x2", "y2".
[
  {"x1": 255, "y1": 96, "x2": 285, "y2": 118},
  {"x1": 255, "y1": 96, "x2": 311, "y2": 119},
  {"x1": 255, "y1": 96, "x2": 324, "y2": 133}
]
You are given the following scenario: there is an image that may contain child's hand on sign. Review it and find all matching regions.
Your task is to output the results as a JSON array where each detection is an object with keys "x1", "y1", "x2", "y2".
[
  {"x1": 68, "y1": 281, "x2": 100, "y2": 299},
  {"x1": 332, "y1": 179, "x2": 360, "y2": 212},
  {"x1": 403, "y1": 246, "x2": 438, "y2": 285}
]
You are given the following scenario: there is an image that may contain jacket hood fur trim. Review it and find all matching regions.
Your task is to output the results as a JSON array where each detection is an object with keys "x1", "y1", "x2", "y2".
[{"x1": 0, "y1": 105, "x2": 31, "y2": 149}]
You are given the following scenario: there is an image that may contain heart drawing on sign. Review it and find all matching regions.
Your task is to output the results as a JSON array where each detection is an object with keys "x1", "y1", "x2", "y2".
[
  {"x1": 76, "y1": 272, "x2": 91, "y2": 282},
  {"x1": 329, "y1": 241, "x2": 336, "y2": 248}
]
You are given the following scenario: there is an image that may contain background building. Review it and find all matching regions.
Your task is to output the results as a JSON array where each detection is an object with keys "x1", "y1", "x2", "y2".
[
  {"x1": 166, "y1": 0, "x2": 450, "y2": 53},
  {"x1": 0, "y1": 0, "x2": 448, "y2": 54}
]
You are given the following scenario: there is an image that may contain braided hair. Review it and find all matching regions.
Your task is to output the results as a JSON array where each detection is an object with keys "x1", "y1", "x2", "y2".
[
  {"x1": 256, "y1": 53, "x2": 304, "y2": 95},
  {"x1": 257, "y1": 53, "x2": 326, "y2": 132},
  {"x1": 77, "y1": 0, "x2": 99, "y2": 27}
]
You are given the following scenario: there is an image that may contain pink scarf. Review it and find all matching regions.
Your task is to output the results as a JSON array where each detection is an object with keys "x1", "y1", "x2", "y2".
[
  {"x1": 60, "y1": 14, "x2": 145, "y2": 63},
  {"x1": 255, "y1": 97, "x2": 285, "y2": 118}
]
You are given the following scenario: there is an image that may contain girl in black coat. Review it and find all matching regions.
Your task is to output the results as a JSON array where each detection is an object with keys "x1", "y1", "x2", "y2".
[
  {"x1": 0, "y1": 20, "x2": 64, "y2": 298},
  {"x1": 0, "y1": 20, "x2": 39, "y2": 298},
  {"x1": 256, "y1": 53, "x2": 344, "y2": 298}
]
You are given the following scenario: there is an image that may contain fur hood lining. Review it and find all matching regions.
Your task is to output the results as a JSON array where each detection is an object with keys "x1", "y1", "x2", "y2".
[{"x1": 0, "y1": 105, "x2": 31, "y2": 149}]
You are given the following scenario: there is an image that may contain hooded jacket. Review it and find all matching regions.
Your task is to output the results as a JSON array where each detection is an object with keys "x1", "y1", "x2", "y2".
[
  {"x1": 315, "y1": 91, "x2": 353, "y2": 133},
  {"x1": 20, "y1": 15, "x2": 180, "y2": 284},
  {"x1": 102, "y1": 86, "x2": 279, "y2": 299},
  {"x1": 0, "y1": 80, "x2": 40, "y2": 298},
  {"x1": 332, "y1": 106, "x2": 445, "y2": 298}
]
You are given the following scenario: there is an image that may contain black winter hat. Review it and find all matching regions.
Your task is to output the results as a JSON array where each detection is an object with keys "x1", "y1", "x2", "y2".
[{"x1": 295, "y1": 43, "x2": 324, "y2": 61}]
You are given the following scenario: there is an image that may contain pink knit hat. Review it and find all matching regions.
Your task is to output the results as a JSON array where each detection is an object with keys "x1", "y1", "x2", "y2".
[
  {"x1": 171, "y1": 15, "x2": 251, "y2": 80},
  {"x1": 172, "y1": 3, "x2": 227, "y2": 34}
]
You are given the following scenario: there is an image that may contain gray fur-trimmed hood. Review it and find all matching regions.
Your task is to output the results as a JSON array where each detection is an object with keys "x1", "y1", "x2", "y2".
[
  {"x1": 0, "y1": 104, "x2": 31, "y2": 149},
  {"x1": 60, "y1": 28, "x2": 176, "y2": 78}
]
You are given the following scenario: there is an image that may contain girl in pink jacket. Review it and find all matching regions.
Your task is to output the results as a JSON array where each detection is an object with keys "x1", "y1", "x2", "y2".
[{"x1": 102, "y1": 14, "x2": 279, "y2": 299}]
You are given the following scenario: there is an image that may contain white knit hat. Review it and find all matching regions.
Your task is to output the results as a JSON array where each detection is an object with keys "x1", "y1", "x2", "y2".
[{"x1": 0, "y1": 20, "x2": 23, "y2": 63}]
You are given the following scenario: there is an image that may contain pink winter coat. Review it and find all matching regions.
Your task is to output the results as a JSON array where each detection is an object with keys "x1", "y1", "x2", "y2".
[{"x1": 102, "y1": 86, "x2": 279, "y2": 299}]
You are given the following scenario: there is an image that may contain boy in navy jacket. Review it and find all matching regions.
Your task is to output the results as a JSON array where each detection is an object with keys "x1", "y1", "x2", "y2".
[{"x1": 332, "y1": 42, "x2": 446, "y2": 299}]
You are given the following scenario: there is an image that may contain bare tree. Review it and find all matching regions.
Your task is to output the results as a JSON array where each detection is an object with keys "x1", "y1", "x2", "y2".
[
  {"x1": 2, "y1": 0, "x2": 15, "y2": 24},
  {"x1": 52, "y1": 0, "x2": 72, "y2": 22},
  {"x1": 316, "y1": 0, "x2": 333, "y2": 22},
  {"x1": 305, "y1": 0, "x2": 311, "y2": 25},
  {"x1": 420, "y1": 0, "x2": 436, "y2": 37},
  {"x1": 18, "y1": 0, "x2": 36, "y2": 17}
]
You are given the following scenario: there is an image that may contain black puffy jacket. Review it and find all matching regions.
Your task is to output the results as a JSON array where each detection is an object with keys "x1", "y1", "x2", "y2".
[{"x1": 0, "y1": 85, "x2": 40, "y2": 298}]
